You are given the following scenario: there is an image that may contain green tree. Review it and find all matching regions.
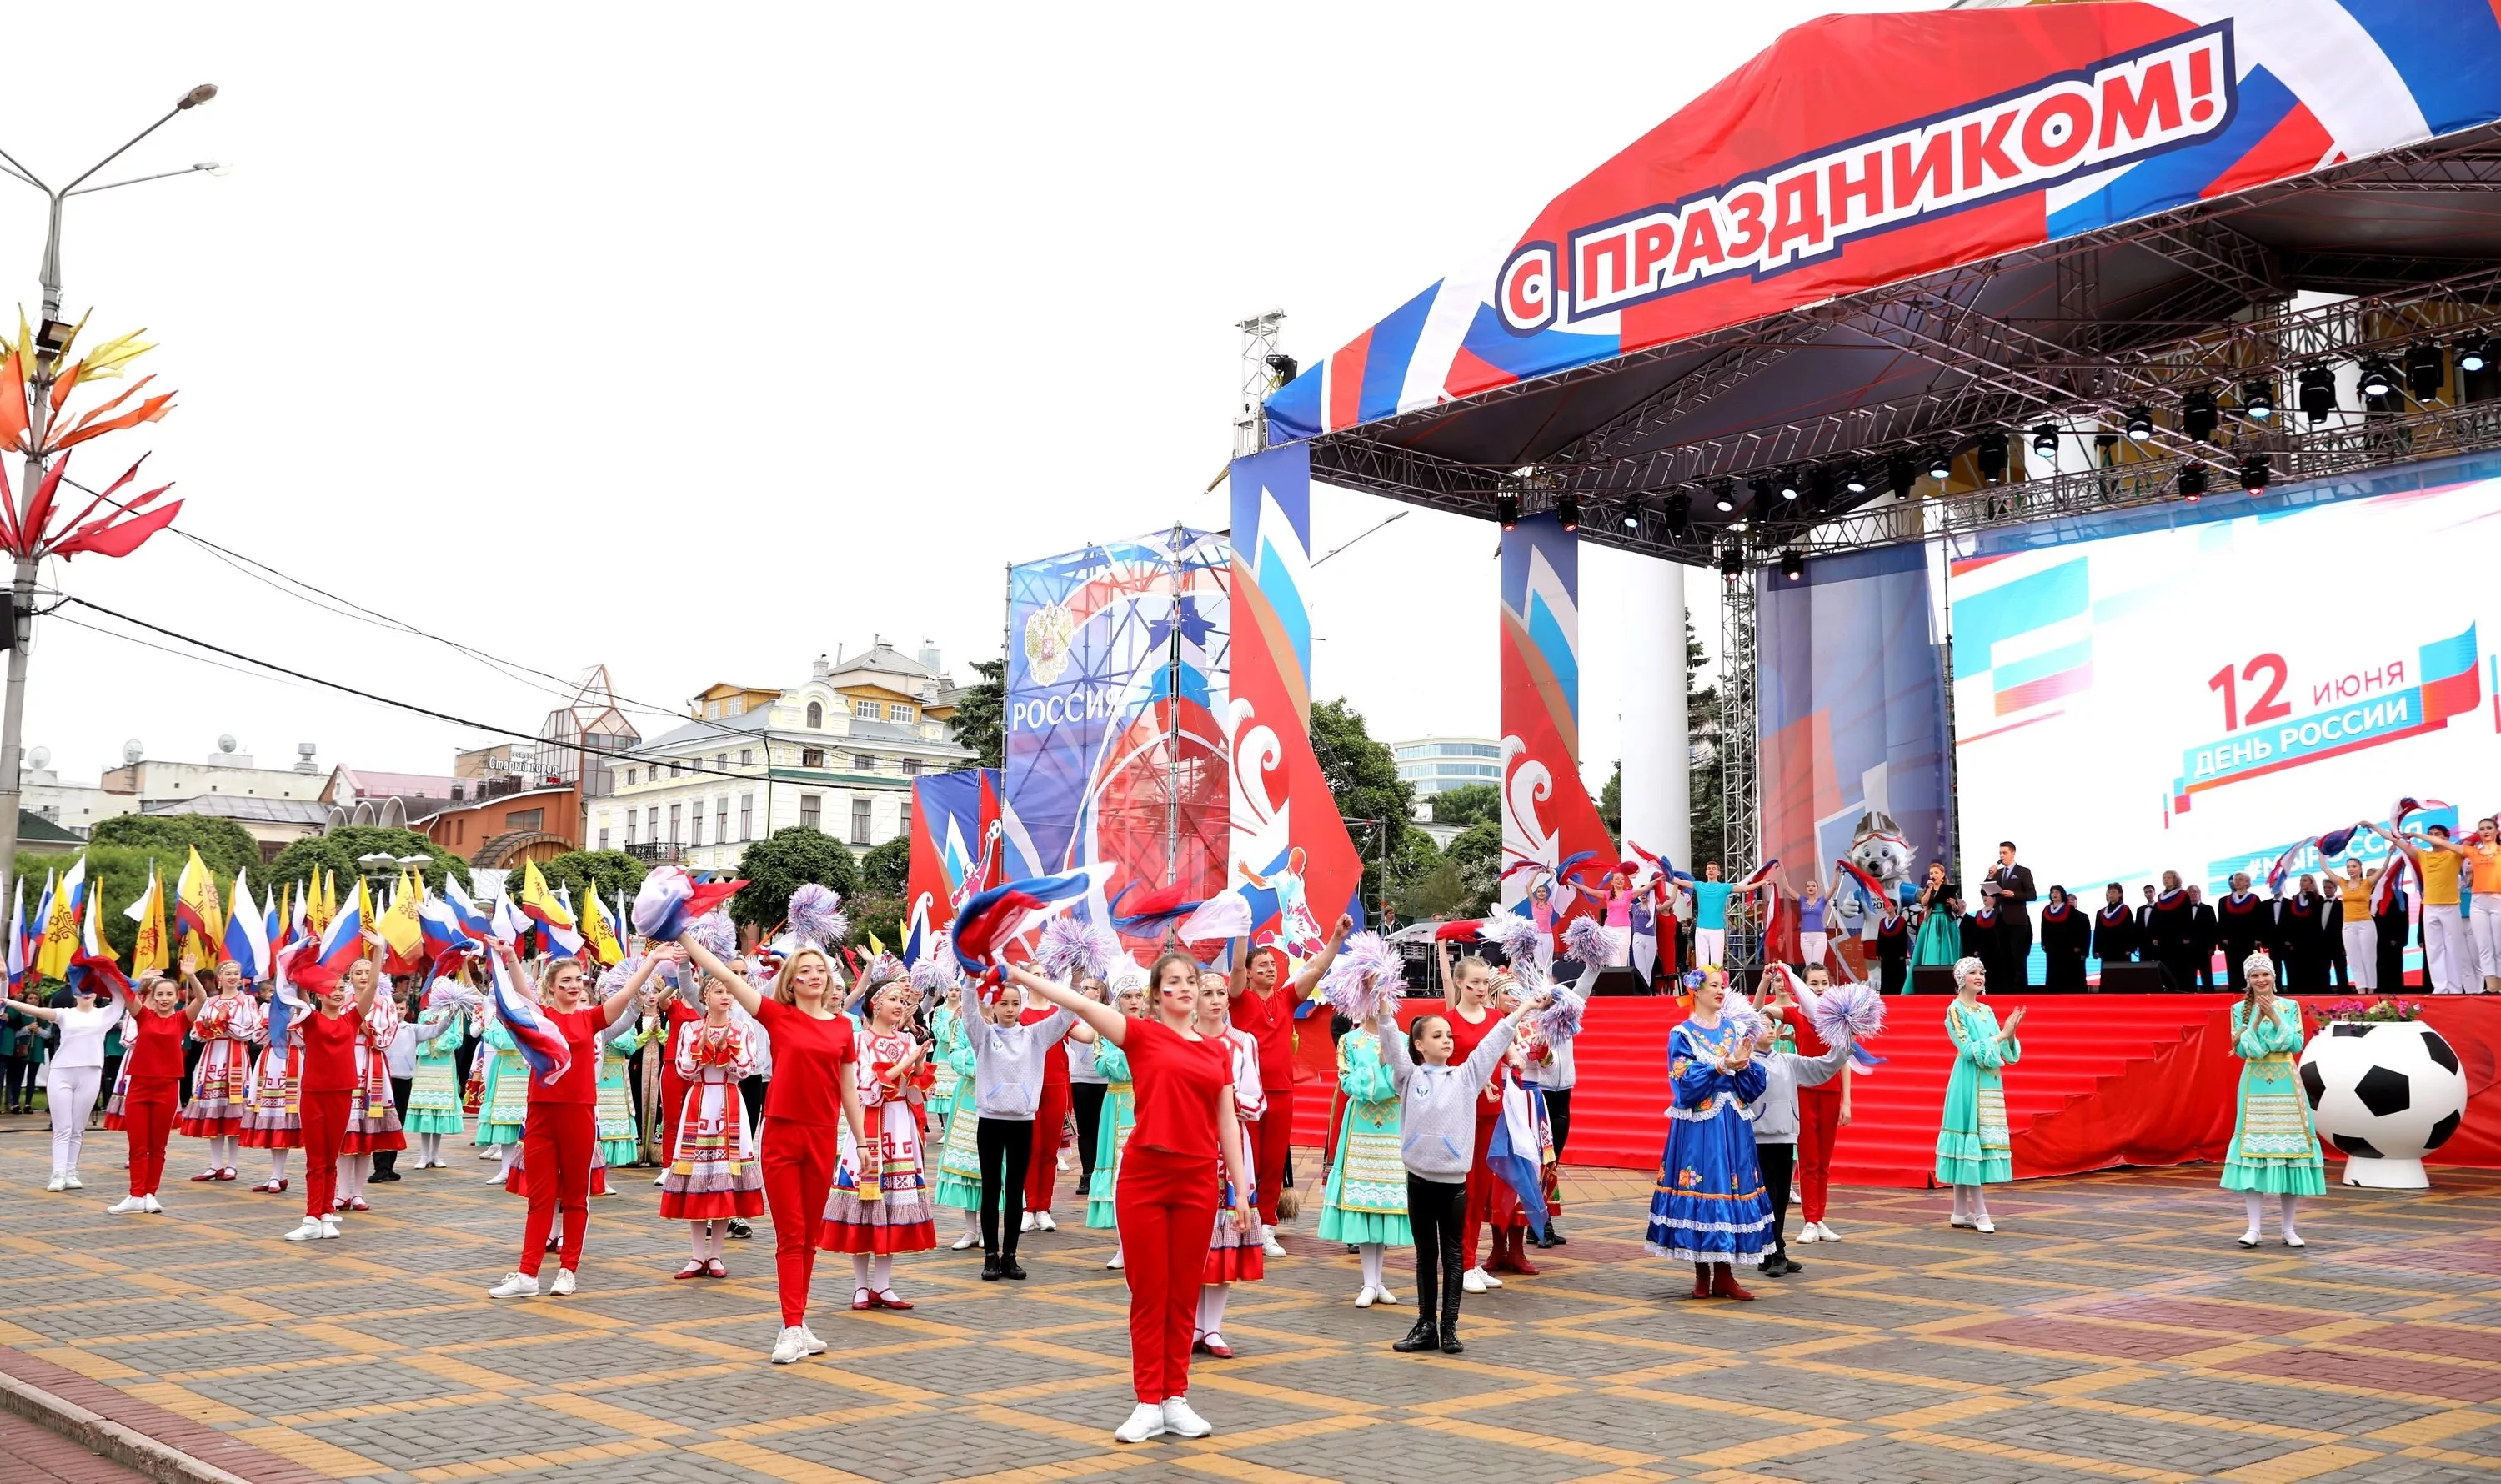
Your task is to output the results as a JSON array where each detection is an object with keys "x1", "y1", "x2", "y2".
[
  {"x1": 17, "y1": 845, "x2": 171, "y2": 963},
  {"x1": 859, "y1": 835, "x2": 911, "y2": 895},
  {"x1": 949, "y1": 658, "x2": 1005, "y2": 770},
  {"x1": 87, "y1": 815, "x2": 260, "y2": 881},
  {"x1": 844, "y1": 892, "x2": 905, "y2": 953},
  {"x1": 1444, "y1": 821, "x2": 1503, "y2": 919},
  {"x1": 534, "y1": 850, "x2": 649, "y2": 914},
  {"x1": 1309, "y1": 697, "x2": 1417, "y2": 917},
  {"x1": 729, "y1": 826, "x2": 861, "y2": 933},
  {"x1": 266, "y1": 827, "x2": 473, "y2": 899},
  {"x1": 1598, "y1": 762, "x2": 1622, "y2": 835},
  {"x1": 1430, "y1": 783, "x2": 1499, "y2": 827}
]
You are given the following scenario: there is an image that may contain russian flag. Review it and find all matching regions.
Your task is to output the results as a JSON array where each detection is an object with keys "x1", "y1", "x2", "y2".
[
  {"x1": 222, "y1": 866, "x2": 273, "y2": 982},
  {"x1": 952, "y1": 864, "x2": 1114, "y2": 973},
  {"x1": 1486, "y1": 1083, "x2": 1549, "y2": 1232},
  {"x1": 5, "y1": 877, "x2": 23, "y2": 991},
  {"x1": 419, "y1": 891, "x2": 469, "y2": 956},
  {"x1": 292, "y1": 888, "x2": 365, "y2": 997},
  {"x1": 487, "y1": 948, "x2": 574, "y2": 1085},
  {"x1": 443, "y1": 875, "x2": 493, "y2": 937}
]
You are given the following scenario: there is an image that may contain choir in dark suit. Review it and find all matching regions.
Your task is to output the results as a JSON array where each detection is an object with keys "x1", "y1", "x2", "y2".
[{"x1": 2037, "y1": 886, "x2": 2089, "y2": 992}]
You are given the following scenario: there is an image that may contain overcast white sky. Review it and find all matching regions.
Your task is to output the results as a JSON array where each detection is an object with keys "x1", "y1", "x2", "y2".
[{"x1": 13, "y1": 0, "x2": 1931, "y2": 791}]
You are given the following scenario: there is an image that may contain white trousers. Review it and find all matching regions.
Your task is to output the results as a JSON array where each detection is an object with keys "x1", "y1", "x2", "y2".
[
  {"x1": 2340, "y1": 922, "x2": 2379, "y2": 990},
  {"x1": 2423, "y1": 906, "x2": 2470, "y2": 992},
  {"x1": 1695, "y1": 928, "x2": 1727, "y2": 968},
  {"x1": 48, "y1": 1065, "x2": 102, "y2": 1176},
  {"x1": 1797, "y1": 931, "x2": 1827, "y2": 970},
  {"x1": 2473, "y1": 897, "x2": 2501, "y2": 983}
]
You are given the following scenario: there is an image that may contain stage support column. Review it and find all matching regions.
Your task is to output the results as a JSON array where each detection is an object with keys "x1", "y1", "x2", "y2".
[{"x1": 1621, "y1": 556, "x2": 1689, "y2": 866}]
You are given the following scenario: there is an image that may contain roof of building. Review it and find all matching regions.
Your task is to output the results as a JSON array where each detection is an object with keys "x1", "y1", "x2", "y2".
[
  {"x1": 430, "y1": 784, "x2": 577, "y2": 818},
  {"x1": 328, "y1": 767, "x2": 457, "y2": 801},
  {"x1": 16, "y1": 810, "x2": 80, "y2": 844},
  {"x1": 828, "y1": 642, "x2": 940, "y2": 683},
  {"x1": 639, "y1": 710, "x2": 776, "y2": 752},
  {"x1": 145, "y1": 795, "x2": 329, "y2": 825}
]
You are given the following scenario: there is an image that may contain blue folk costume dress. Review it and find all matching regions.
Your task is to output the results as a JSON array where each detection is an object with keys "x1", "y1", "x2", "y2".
[{"x1": 1644, "y1": 1014, "x2": 1772, "y2": 1266}]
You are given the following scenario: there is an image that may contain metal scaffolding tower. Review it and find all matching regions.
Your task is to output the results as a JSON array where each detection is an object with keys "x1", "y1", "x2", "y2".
[{"x1": 1718, "y1": 559, "x2": 1760, "y2": 977}]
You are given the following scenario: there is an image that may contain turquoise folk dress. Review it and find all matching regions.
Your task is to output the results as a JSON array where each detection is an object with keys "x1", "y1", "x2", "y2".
[
  {"x1": 2222, "y1": 998, "x2": 2325, "y2": 1196},
  {"x1": 1644, "y1": 1015, "x2": 1772, "y2": 1265},
  {"x1": 403, "y1": 1005, "x2": 472, "y2": 1138},
  {"x1": 1934, "y1": 999, "x2": 2021, "y2": 1185},
  {"x1": 1316, "y1": 1029, "x2": 1411, "y2": 1246},
  {"x1": 1085, "y1": 1039, "x2": 1136, "y2": 1230},
  {"x1": 931, "y1": 1014, "x2": 982, "y2": 1212}
]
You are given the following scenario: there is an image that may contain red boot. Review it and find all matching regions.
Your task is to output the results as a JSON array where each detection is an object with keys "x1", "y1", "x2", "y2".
[
  {"x1": 1689, "y1": 1264, "x2": 1712, "y2": 1298},
  {"x1": 1504, "y1": 1226, "x2": 1539, "y2": 1276},
  {"x1": 1708, "y1": 1263, "x2": 1756, "y2": 1301}
]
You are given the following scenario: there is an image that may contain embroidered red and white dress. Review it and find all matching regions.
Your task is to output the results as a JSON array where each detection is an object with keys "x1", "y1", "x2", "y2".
[
  {"x1": 181, "y1": 993, "x2": 261, "y2": 1137},
  {"x1": 659, "y1": 1019, "x2": 765, "y2": 1220},
  {"x1": 339, "y1": 990, "x2": 407, "y2": 1155},
  {"x1": 817, "y1": 1028, "x2": 936, "y2": 1254}
]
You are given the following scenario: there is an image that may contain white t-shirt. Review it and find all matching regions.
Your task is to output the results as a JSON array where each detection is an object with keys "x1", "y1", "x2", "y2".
[
  {"x1": 384, "y1": 1021, "x2": 419, "y2": 1078},
  {"x1": 51, "y1": 1002, "x2": 124, "y2": 1070}
]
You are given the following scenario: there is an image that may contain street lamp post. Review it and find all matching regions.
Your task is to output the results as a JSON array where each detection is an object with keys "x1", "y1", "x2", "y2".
[{"x1": 0, "y1": 84, "x2": 220, "y2": 894}]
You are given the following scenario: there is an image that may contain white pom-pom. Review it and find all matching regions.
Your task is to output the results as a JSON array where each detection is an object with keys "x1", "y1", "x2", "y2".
[
  {"x1": 1478, "y1": 913, "x2": 1543, "y2": 965},
  {"x1": 787, "y1": 883, "x2": 847, "y2": 950},
  {"x1": 595, "y1": 960, "x2": 633, "y2": 996},
  {"x1": 1037, "y1": 916, "x2": 1105, "y2": 980},
  {"x1": 909, "y1": 948, "x2": 960, "y2": 993},
  {"x1": 1719, "y1": 995, "x2": 1765, "y2": 1047},
  {"x1": 690, "y1": 910, "x2": 737, "y2": 963},
  {"x1": 1810, "y1": 980, "x2": 1887, "y2": 1042},
  {"x1": 1534, "y1": 990, "x2": 1583, "y2": 1044},
  {"x1": 1561, "y1": 914, "x2": 1611, "y2": 966},
  {"x1": 1316, "y1": 932, "x2": 1401, "y2": 1025}
]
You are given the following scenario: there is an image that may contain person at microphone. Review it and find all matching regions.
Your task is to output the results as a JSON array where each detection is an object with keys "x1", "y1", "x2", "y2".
[{"x1": 1982, "y1": 842, "x2": 2036, "y2": 989}]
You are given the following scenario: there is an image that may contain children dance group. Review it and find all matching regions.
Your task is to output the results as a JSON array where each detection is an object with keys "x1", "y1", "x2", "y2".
[{"x1": 2, "y1": 880, "x2": 2333, "y2": 1446}]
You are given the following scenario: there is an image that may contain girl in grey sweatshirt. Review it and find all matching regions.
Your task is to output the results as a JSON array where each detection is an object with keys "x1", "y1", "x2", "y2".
[{"x1": 1372, "y1": 986, "x2": 1547, "y2": 1356}]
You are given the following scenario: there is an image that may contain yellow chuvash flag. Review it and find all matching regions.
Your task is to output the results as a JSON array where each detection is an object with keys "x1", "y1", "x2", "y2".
[
  {"x1": 308, "y1": 870, "x2": 334, "y2": 935},
  {"x1": 353, "y1": 876, "x2": 375, "y2": 955},
  {"x1": 34, "y1": 854, "x2": 85, "y2": 980},
  {"x1": 583, "y1": 883, "x2": 625, "y2": 965},
  {"x1": 173, "y1": 845, "x2": 223, "y2": 956},
  {"x1": 124, "y1": 862, "x2": 168, "y2": 978},
  {"x1": 378, "y1": 872, "x2": 424, "y2": 962}
]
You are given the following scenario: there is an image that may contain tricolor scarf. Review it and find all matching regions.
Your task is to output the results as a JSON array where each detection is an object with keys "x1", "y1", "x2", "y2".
[{"x1": 2220, "y1": 891, "x2": 2265, "y2": 919}]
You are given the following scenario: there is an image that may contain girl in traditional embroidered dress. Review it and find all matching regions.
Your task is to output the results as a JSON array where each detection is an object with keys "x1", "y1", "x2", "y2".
[
  {"x1": 333, "y1": 961, "x2": 406, "y2": 1211},
  {"x1": 1934, "y1": 955, "x2": 2023, "y2": 1233},
  {"x1": 182, "y1": 959, "x2": 260, "y2": 1181},
  {"x1": 1645, "y1": 967, "x2": 1774, "y2": 1300},
  {"x1": 2224, "y1": 954, "x2": 2323, "y2": 1247},
  {"x1": 662, "y1": 970, "x2": 764, "y2": 1277},
  {"x1": 476, "y1": 1006, "x2": 532, "y2": 1182},
  {"x1": 931, "y1": 985, "x2": 984, "y2": 1251},
  {"x1": 1318, "y1": 963, "x2": 1410, "y2": 1309},
  {"x1": 1190, "y1": 977, "x2": 1263, "y2": 1359},
  {"x1": 594, "y1": 1001, "x2": 653, "y2": 1176},
  {"x1": 404, "y1": 975, "x2": 476, "y2": 1168},
  {"x1": 238, "y1": 984, "x2": 303, "y2": 1192},
  {"x1": 819, "y1": 975, "x2": 937, "y2": 1310},
  {"x1": 1088, "y1": 982, "x2": 1146, "y2": 1268}
]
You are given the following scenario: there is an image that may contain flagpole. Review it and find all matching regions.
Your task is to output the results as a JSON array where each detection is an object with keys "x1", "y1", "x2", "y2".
[{"x1": 0, "y1": 86, "x2": 218, "y2": 898}]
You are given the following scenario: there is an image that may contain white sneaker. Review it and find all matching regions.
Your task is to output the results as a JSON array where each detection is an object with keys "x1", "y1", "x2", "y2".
[
  {"x1": 43, "y1": 1175, "x2": 64, "y2": 1192},
  {"x1": 799, "y1": 1326, "x2": 828, "y2": 1356},
  {"x1": 951, "y1": 1231, "x2": 980, "y2": 1251},
  {"x1": 1461, "y1": 1267, "x2": 1489, "y2": 1294},
  {"x1": 770, "y1": 1326, "x2": 808, "y2": 1365},
  {"x1": 1020, "y1": 1211, "x2": 1037, "y2": 1233},
  {"x1": 142, "y1": 1195, "x2": 163, "y2": 1214},
  {"x1": 488, "y1": 1272, "x2": 539, "y2": 1298},
  {"x1": 62, "y1": 1174, "x2": 81, "y2": 1190},
  {"x1": 1816, "y1": 1221, "x2": 1842, "y2": 1242},
  {"x1": 284, "y1": 1217, "x2": 328, "y2": 1242},
  {"x1": 653, "y1": 1174, "x2": 667, "y2": 1187},
  {"x1": 105, "y1": 1196, "x2": 142, "y2": 1214},
  {"x1": 1797, "y1": 1224, "x2": 1821, "y2": 1244},
  {"x1": 1160, "y1": 1396, "x2": 1212, "y2": 1439},
  {"x1": 1356, "y1": 1286, "x2": 1378, "y2": 1308},
  {"x1": 1113, "y1": 1401, "x2": 1166, "y2": 1444},
  {"x1": 1106, "y1": 1252, "x2": 1125, "y2": 1270},
  {"x1": 1036, "y1": 1211, "x2": 1059, "y2": 1232},
  {"x1": 550, "y1": 1269, "x2": 577, "y2": 1296},
  {"x1": 1261, "y1": 1237, "x2": 1288, "y2": 1258},
  {"x1": 320, "y1": 1217, "x2": 341, "y2": 1240}
]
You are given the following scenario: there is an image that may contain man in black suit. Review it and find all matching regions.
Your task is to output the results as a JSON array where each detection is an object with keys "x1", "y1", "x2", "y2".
[
  {"x1": 1984, "y1": 841, "x2": 2037, "y2": 987},
  {"x1": 2186, "y1": 885, "x2": 2219, "y2": 989},
  {"x1": 2135, "y1": 885, "x2": 2158, "y2": 947}
]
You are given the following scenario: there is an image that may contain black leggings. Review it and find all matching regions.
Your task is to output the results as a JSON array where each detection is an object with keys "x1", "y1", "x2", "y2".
[
  {"x1": 977, "y1": 1116, "x2": 1035, "y2": 1256},
  {"x1": 1759, "y1": 1141, "x2": 1795, "y2": 1256},
  {"x1": 1542, "y1": 1090, "x2": 1572, "y2": 1161},
  {"x1": 1407, "y1": 1175, "x2": 1466, "y2": 1331},
  {"x1": 0, "y1": 1055, "x2": 32, "y2": 1108},
  {"x1": 1071, "y1": 1082, "x2": 1107, "y2": 1198}
]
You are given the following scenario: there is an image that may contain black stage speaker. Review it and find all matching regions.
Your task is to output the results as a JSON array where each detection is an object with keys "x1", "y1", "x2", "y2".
[
  {"x1": 1908, "y1": 966, "x2": 1959, "y2": 995},
  {"x1": 2095, "y1": 963, "x2": 2174, "y2": 993},
  {"x1": 1586, "y1": 965, "x2": 1651, "y2": 997}
]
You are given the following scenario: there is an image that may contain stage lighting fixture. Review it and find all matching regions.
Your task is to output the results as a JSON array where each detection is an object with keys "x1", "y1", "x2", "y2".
[
  {"x1": 2407, "y1": 343, "x2": 2446, "y2": 401},
  {"x1": 2358, "y1": 357, "x2": 2396, "y2": 399},
  {"x1": 2178, "y1": 463, "x2": 2208, "y2": 501},
  {"x1": 1926, "y1": 449, "x2": 1953, "y2": 482},
  {"x1": 1556, "y1": 492, "x2": 1580, "y2": 532},
  {"x1": 2460, "y1": 333, "x2": 2491, "y2": 374},
  {"x1": 1777, "y1": 470, "x2": 1800, "y2": 501},
  {"x1": 2030, "y1": 422, "x2": 2058, "y2": 459},
  {"x1": 1844, "y1": 464, "x2": 1869, "y2": 495},
  {"x1": 1976, "y1": 430, "x2": 2007, "y2": 484},
  {"x1": 1665, "y1": 492, "x2": 1692, "y2": 535},
  {"x1": 1780, "y1": 550, "x2": 1805, "y2": 581},
  {"x1": 1750, "y1": 477, "x2": 1777, "y2": 509},
  {"x1": 2181, "y1": 389, "x2": 2219, "y2": 444},
  {"x1": 1808, "y1": 468, "x2": 1837, "y2": 509},
  {"x1": 1717, "y1": 546, "x2": 1744, "y2": 579},
  {"x1": 1496, "y1": 490, "x2": 1520, "y2": 529},
  {"x1": 2123, "y1": 405, "x2": 2153, "y2": 442},
  {"x1": 2298, "y1": 365, "x2": 2336, "y2": 424},
  {"x1": 2095, "y1": 430, "x2": 2119, "y2": 454},
  {"x1": 1619, "y1": 500, "x2": 1641, "y2": 531},
  {"x1": 1888, "y1": 451, "x2": 1917, "y2": 496},
  {"x1": 2241, "y1": 379, "x2": 2276, "y2": 420},
  {"x1": 1713, "y1": 480, "x2": 1737, "y2": 514},
  {"x1": 2240, "y1": 454, "x2": 2270, "y2": 493}
]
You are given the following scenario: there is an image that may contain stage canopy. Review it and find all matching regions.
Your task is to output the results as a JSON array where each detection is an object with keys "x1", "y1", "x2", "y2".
[{"x1": 1265, "y1": 1, "x2": 2501, "y2": 565}]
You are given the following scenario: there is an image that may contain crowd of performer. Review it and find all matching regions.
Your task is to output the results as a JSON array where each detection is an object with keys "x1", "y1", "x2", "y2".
[{"x1": 0, "y1": 862, "x2": 2334, "y2": 1447}]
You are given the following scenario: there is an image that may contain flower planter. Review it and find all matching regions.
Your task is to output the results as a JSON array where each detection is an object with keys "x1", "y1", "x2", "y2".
[{"x1": 2297, "y1": 1019, "x2": 2468, "y2": 1189}]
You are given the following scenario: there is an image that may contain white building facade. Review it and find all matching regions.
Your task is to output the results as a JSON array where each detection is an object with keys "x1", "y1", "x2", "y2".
[
  {"x1": 1389, "y1": 734, "x2": 1502, "y2": 798},
  {"x1": 596, "y1": 641, "x2": 973, "y2": 872}
]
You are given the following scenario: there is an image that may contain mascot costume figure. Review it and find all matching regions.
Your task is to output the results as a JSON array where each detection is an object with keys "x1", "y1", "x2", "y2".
[{"x1": 1827, "y1": 811, "x2": 1917, "y2": 983}]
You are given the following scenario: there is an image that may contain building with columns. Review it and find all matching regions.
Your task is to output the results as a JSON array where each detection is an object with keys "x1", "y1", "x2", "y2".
[{"x1": 597, "y1": 639, "x2": 972, "y2": 871}]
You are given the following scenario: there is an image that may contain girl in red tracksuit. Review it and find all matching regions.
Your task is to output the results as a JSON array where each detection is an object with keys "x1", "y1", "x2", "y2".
[
  {"x1": 286, "y1": 955, "x2": 383, "y2": 1243},
  {"x1": 1225, "y1": 920, "x2": 1351, "y2": 1256},
  {"x1": 1010, "y1": 955, "x2": 1251, "y2": 1448},
  {"x1": 678, "y1": 935, "x2": 866, "y2": 1366},
  {"x1": 485, "y1": 943, "x2": 645, "y2": 1301},
  {"x1": 104, "y1": 973, "x2": 206, "y2": 1214}
]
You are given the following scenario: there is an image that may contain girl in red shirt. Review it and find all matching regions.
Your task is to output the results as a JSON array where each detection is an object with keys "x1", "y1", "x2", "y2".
[
  {"x1": 1227, "y1": 919, "x2": 1350, "y2": 1256},
  {"x1": 286, "y1": 953, "x2": 383, "y2": 1242},
  {"x1": 678, "y1": 935, "x2": 867, "y2": 1367},
  {"x1": 484, "y1": 941, "x2": 646, "y2": 1300},
  {"x1": 1010, "y1": 954, "x2": 1250, "y2": 1447}
]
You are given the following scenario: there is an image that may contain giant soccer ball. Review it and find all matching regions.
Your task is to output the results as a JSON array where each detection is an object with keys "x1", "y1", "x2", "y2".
[{"x1": 2299, "y1": 1020, "x2": 2469, "y2": 1188}]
